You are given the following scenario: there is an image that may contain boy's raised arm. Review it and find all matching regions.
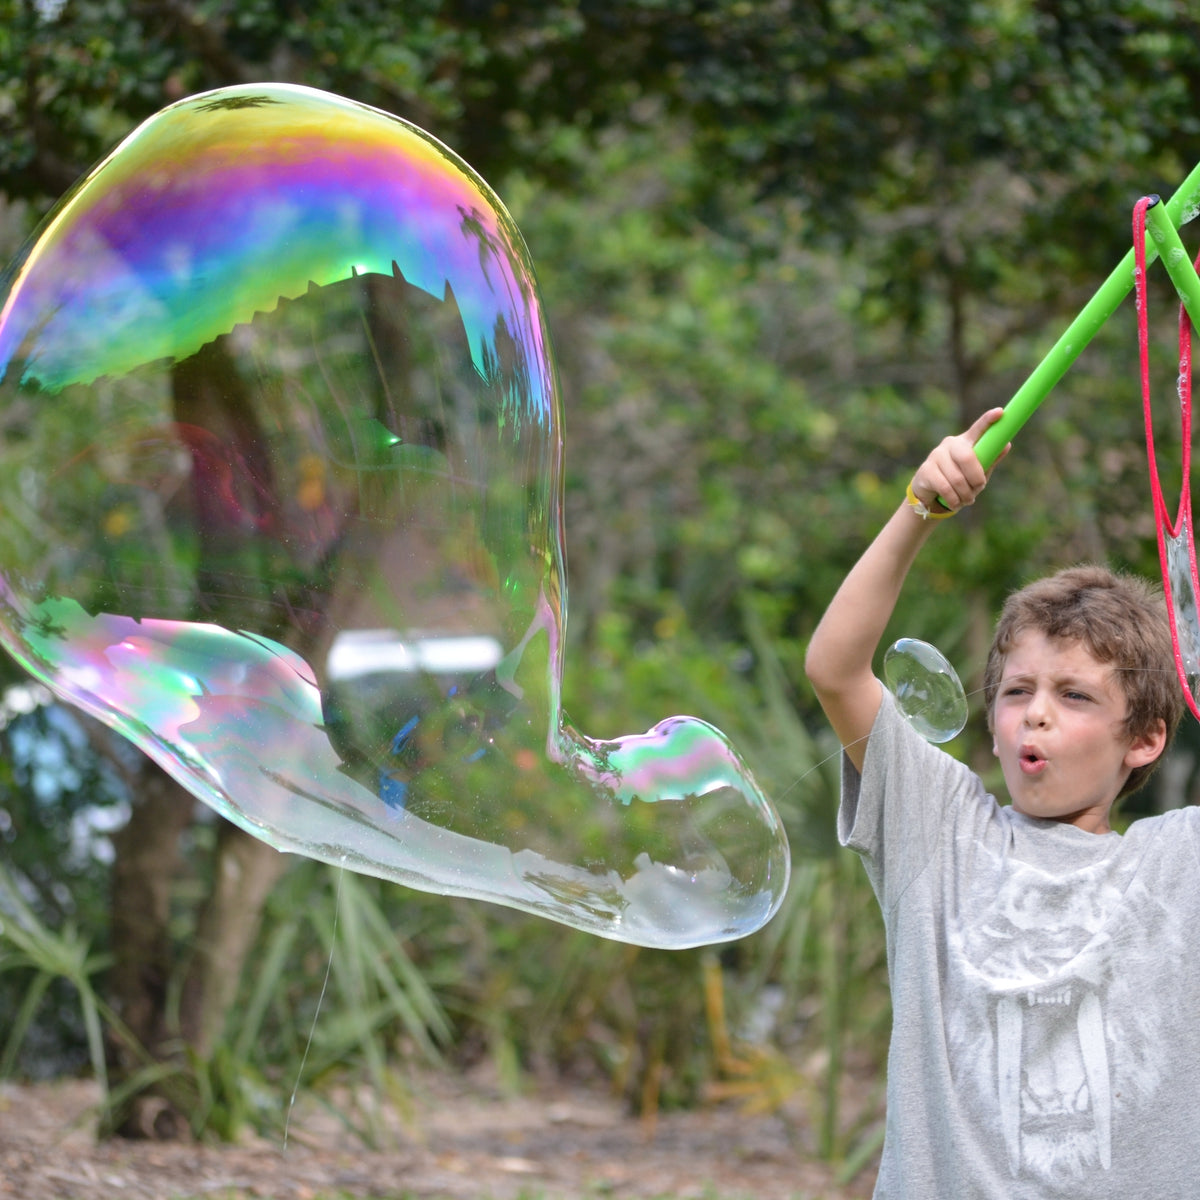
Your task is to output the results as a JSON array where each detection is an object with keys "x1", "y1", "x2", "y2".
[{"x1": 804, "y1": 409, "x2": 1006, "y2": 771}]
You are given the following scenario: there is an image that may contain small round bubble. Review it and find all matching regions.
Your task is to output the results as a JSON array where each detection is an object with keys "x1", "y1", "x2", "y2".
[
  {"x1": 0, "y1": 83, "x2": 788, "y2": 948},
  {"x1": 882, "y1": 638, "x2": 967, "y2": 743}
]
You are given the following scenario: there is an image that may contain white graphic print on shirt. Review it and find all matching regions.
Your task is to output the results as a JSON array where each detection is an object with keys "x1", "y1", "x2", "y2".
[{"x1": 948, "y1": 850, "x2": 1171, "y2": 1188}]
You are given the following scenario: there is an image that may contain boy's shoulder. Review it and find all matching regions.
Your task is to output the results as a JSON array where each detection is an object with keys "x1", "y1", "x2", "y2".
[
  {"x1": 1124, "y1": 804, "x2": 1200, "y2": 850},
  {"x1": 866, "y1": 687, "x2": 982, "y2": 784}
]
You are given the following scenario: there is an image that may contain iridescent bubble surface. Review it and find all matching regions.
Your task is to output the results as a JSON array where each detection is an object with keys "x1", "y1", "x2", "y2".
[
  {"x1": 0, "y1": 84, "x2": 788, "y2": 947},
  {"x1": 882, "y1": 638, "x2": 968, "y2": 743}
]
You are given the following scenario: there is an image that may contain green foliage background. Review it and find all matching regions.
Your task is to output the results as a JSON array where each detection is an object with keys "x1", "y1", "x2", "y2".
[{"x1": 3, "y1": 0, "x2": 1200, "y2": 1171}]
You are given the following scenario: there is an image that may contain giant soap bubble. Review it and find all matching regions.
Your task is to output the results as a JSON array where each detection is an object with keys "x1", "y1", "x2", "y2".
[{"x1": 0, "y1": 84, "x2": 788, "y2": 947}]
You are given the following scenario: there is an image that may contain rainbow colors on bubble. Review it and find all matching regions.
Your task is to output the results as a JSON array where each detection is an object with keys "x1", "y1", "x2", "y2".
[
  {"x1": 0, "y1": 87, "x2": 549, "y2": 416},
  {"x1": 0, "y1": 83, "x2": 789, "y2": 948}
]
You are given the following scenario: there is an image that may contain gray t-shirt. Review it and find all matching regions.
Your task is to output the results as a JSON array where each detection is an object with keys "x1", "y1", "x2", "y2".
[{"x1": 841, "y1": 687, "x2": 1200, "y2": 1199}]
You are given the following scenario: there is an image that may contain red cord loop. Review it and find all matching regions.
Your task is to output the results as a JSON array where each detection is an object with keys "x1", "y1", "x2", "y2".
[{"x1": 1136, "y1": 197, "x2": 1200, "y2": 720}]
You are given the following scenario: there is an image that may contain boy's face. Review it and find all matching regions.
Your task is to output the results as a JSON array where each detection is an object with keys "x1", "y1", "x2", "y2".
[{"x1": 991, "y1": 631, "x2": 1166, "y2": 835}]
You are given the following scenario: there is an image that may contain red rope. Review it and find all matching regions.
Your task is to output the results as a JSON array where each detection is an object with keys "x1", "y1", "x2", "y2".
[{"x1": 1135, "y1": 197, "x2": 1200, "y2": 720}]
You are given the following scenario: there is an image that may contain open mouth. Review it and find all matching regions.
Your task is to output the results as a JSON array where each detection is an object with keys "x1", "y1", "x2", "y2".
[
  {"x1": 996, "y1": 987, "x2": 1111, "y2": 1176},
  {"x1": 1018, "y1": 746, "x2": 1047, "y2": 775}
]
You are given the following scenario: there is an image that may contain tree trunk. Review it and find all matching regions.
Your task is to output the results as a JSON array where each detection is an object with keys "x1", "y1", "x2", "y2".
[
  {"x1": 178, "y1": 821, "x2": 291, "y2": 1058},
  {"x1": 102, "y1": 335, "x2": 299, "y2": 1138},
  {"x1": 105, "y1": 760, "x2": 195, "y2": 1138},
  {"x1": 105, "y1": 766, "x2": 291, "y2": 1137}
]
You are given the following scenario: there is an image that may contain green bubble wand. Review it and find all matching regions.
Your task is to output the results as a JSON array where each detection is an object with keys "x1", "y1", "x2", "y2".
[{"x1": 970, "y1": 160, "x2": 1200, "y2": 470}]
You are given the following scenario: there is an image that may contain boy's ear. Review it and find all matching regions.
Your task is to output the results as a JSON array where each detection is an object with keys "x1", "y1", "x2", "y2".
[{"x1": 1125, "y1": 719, "x2": 1168, "y2": 769}]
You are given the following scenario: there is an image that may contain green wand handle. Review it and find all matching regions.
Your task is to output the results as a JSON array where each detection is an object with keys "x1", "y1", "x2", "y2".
[{"x1": 972, "y1": 158, "x2": 1200, "y2": 470}]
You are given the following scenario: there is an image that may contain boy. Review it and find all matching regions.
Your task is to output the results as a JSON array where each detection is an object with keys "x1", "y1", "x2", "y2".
[{"x1": 805, "y1": 409, "x2": 1198, "y2": 1198}]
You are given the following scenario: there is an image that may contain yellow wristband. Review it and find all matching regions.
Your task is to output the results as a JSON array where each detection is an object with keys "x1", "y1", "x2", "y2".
[{"x1": 906, "y1": 482, "x2": 956, "y2": 520}]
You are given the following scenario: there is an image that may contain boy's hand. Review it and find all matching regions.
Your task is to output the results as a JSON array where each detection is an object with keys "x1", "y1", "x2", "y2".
[
  {"x1": 805, "y1": 407, "x2": 1011, "y2": 767},
  {"x1": 908, "y1": 408, "x2": 1009, "y2": 517}
]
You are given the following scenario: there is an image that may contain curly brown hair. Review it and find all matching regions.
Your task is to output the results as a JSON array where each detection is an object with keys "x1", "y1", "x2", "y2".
[{"x1": 983, "y1": 564, "x2": 1185, "y2": 800}]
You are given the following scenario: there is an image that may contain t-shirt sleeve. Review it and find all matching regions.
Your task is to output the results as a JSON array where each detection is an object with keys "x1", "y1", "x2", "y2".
[{"x1": 839, "y1": 684, "x2": 988, "y2": 912}]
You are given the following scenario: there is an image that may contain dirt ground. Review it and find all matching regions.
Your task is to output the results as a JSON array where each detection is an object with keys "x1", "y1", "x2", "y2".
[{"x1": 0, "y1": 1070, "x2": 879, "y2": 1200}]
